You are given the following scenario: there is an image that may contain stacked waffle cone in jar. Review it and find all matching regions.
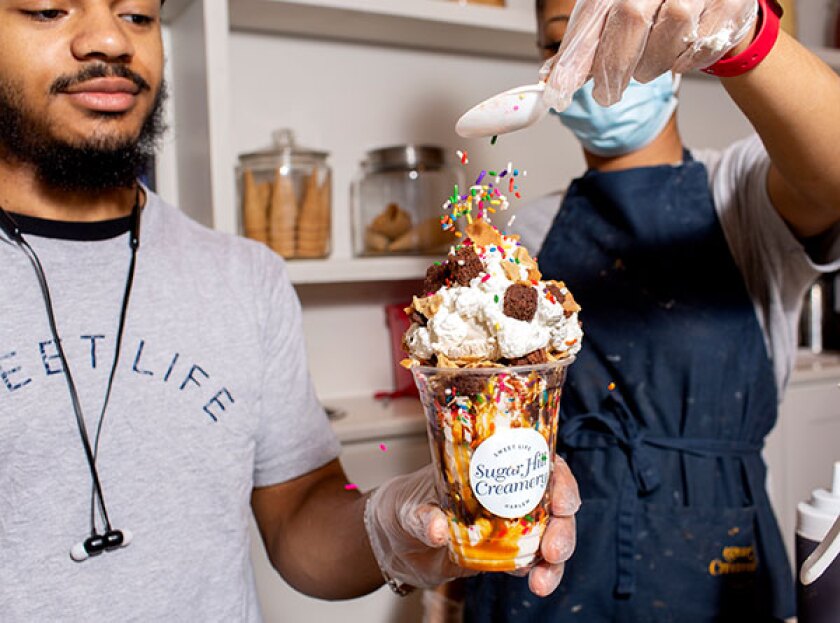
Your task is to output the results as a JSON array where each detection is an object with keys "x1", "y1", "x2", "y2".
[
  {"x1": 238, "y1": 131, "x2": 331, "y2": 258},
  {"x1": 296, "y1": 169, "x2": 331, "y2": 258},
  {"x1": 268, "y1": 170, "x2": 298, "y2": 258},
  {"x1": 241, "y1": 170, "x2": 270, "y2": 244}
]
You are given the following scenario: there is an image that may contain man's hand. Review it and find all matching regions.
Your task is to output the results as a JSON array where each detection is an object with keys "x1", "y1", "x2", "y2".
[
  {"x1": 540, "y1": 0, "x2": 758, "y2": 110},
  {"x1": 364, "y1": 457, "x2": 580, "y2": 596},
  {"x1": 520, "y1": 456, "x2": 580, "y2": 596}
]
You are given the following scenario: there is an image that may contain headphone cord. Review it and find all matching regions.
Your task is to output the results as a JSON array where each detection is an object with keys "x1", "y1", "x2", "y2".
[
  {"x1": 88, "y1": 187, "x2": 141, "y2": 535},
  {"x1": 2, "y1": 187, "x2": 141, "y2": 538}
]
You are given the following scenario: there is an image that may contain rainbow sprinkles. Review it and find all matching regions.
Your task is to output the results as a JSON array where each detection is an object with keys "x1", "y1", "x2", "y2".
[{"x1": 439, "y1": 152, "x2": 528, "y2": 238}]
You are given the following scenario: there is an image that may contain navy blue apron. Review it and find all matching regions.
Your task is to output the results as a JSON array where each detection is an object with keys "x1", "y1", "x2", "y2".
[{"x1": 464, "y1": 153, "x2": 795, "y2": 622}]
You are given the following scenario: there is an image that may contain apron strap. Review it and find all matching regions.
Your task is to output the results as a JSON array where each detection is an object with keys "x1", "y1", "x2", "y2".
[{"x1": 560, "y1": 393, "x2": 763, "y2": 597}]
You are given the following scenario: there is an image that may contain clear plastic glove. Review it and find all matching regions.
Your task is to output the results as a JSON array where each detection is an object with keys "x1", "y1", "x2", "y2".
[
  {"x1": 540, "y1": 0, "x2": 758, "y2": 110},
  {"x1": 363, "y1": 457, "x2": 580, "y2": 595}
]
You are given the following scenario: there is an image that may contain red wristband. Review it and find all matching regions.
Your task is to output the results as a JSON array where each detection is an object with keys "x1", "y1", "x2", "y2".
[{"x1": 701, "y1": 0, "x2": 783, "y2": 78}]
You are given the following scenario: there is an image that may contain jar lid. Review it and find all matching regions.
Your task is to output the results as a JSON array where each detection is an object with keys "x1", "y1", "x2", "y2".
[
  {"x1": 364, "y1": 145, "x2": 447, "y2": 173},
  {"x1": 238, "y1": 129, "x2": 329, "y2": 167}
]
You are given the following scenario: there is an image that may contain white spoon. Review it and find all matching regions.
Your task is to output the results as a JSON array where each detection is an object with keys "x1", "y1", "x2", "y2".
[{"x1": 455, "y1": 82, "x2": 549, "y2": 139}]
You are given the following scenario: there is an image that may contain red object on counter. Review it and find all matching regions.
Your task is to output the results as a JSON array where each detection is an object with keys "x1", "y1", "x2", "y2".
[{"x1": 375, "y1": 302, "x2": 419, "y2": 400}]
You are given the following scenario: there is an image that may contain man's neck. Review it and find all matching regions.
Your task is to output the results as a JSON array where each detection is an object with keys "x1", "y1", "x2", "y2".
[
  {"x1": 0, "y1": 163, "x2": 139, "y2": 222},
  {"x1": 583, "y1": 115, "x2": 684, "y2": 172}
]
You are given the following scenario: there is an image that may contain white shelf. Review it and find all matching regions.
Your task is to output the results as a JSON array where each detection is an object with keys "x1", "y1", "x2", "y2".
[
  {"x1": 228, "y1": 0, "x2": 538, "y2": 60},
  {"x1": 792, "y1": 349, "x2": 840, "y2": 385},
  {"x1": 286, "y1": 255, "x2": 438, "y2": 284},
  {"x1": 321, "y1": 351, "x2": 840, "y2": 444},
  {"x1": 167, "y1": 1, "x2": 840, "y2": 68},
  {"x1": 325, "y1": 394, "x2": 426, "y2": 443},
  {"x1": 322, "y1": 353, "x2": 840, "y2": 445}
]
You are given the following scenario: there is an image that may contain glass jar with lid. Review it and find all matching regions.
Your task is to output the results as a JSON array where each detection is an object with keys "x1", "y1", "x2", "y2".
[
  {"x1": 351, "y1": 145, "x2": 465, "y2": 257},
  {"x1": 237, "y1": 129, "x2": 331, "y2": 259}
]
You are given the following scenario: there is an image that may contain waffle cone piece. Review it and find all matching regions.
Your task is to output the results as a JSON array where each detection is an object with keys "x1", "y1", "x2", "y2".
[
  {"x1": 389, "y1": 215, "x2": 454, "y2": 253},
  {"x1": 296, "y1": 169, "x2": 330, "y2": 258},
  {"x1": 268, "y1": 170, "x2": 297, "y2": 258},
  {"x1": 241, "y1": 170, "x2": 269, "y2": 244},
  {"x1": 370, "y1": 203, "x2": 412, "y2": 240}
]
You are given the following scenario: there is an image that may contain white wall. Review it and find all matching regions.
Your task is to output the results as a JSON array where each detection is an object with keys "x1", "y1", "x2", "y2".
[{"x1": 796, "y1": 0, "x2": 840, "y2": 47}]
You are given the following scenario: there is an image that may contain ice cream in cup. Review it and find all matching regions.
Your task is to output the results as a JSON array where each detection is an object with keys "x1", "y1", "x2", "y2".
[
  {"x1": 412, "y1": 360, "x2": 573, "y2": 571},
  {"x1": 402, "y1": 167, "x2": 583, "y2": 571}
]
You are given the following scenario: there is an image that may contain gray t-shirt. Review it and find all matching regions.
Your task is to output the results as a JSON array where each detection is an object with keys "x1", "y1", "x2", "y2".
[
  {"x1": 0, "y1": 192, "x2": 341, "y2": 621},
  {"x1": 512, "y1": 134, "x2": 840, "y2": 395}
]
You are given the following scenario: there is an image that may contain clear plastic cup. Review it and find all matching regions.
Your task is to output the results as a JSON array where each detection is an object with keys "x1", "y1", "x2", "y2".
[{"x1": 412, "y1": 359, "x2": 574, "y2": 572}]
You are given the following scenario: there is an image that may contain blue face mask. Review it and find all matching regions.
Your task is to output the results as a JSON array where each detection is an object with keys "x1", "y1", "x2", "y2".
[{"x1": 550, "y1": 73, "x2": 678, "y2": 157}]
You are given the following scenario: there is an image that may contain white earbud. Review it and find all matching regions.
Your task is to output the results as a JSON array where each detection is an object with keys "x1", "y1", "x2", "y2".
[
  {"x1": 70, "y1": 541, "x2": 89, "y2": 562},
  {"x1": 69, "y1": 529, "x2": 132, "y2": 562}
]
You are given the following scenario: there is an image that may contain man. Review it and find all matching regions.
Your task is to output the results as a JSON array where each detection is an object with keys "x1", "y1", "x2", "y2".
[
  {"x1": 0, "y1": 1, "x2": 579, "y2": 620},
  {"x1": 457, "y1": 0, "x2": 840, "y2": 621}
]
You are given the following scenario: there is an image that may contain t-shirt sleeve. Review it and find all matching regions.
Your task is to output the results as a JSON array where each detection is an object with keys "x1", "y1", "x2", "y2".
[
  {"x1": 701, "y1": 134, "x2": 840, "y2": 393},
  {"x1": 250, "y1": 248, "x2": 341, "y2": 487}
]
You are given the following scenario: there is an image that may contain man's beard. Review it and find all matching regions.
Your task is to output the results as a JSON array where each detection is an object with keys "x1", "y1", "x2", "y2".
[{"x1": 0, "y1": 67, "x2": 167, "y2": 193}]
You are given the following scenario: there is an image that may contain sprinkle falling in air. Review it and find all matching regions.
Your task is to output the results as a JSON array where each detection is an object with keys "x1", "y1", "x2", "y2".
[{"x1": 440, "y1": 151, "x2": 529, "y2": 235}]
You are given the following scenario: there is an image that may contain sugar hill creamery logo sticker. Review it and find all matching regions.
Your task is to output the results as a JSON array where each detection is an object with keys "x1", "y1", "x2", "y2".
[
  {"x1": 708, "y1": 545, "x2": 758, "y2": 576},
  {"x1": 469, "y1": 428, "x2": 550, "y2": 519}
]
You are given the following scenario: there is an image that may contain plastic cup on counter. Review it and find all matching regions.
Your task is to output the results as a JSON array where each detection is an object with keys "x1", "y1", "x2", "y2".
[{"x1": 412, "y1": 359, "x2": 574, "y2": 571}]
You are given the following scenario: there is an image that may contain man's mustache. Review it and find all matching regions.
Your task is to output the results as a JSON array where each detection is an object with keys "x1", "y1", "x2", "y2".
[{"x1": 50, "y1": 64, "x2": 151, "y2": 95}]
